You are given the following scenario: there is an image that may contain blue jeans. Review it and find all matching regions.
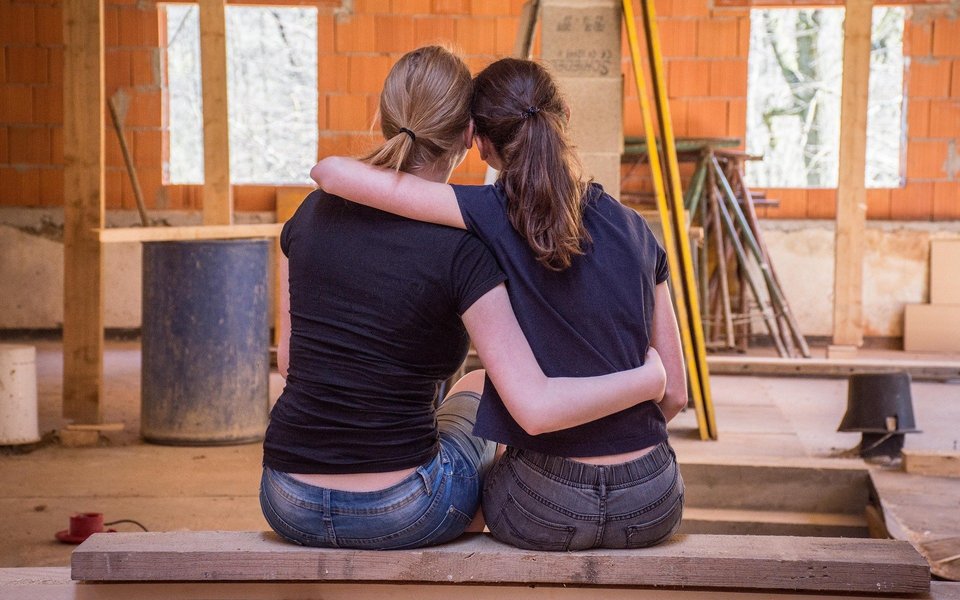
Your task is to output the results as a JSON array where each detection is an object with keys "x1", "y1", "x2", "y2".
[
  {"x1": 259, "y1": 391, "x2": 495, "y2": 549},
  {"x1": 482, "y1": 442, "x2": 684, "y2": 551}
]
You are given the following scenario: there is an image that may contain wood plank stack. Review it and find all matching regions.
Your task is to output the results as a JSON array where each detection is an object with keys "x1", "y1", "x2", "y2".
[{"x1": 904, "y1": 239, "x2": 960, "y2": 353}]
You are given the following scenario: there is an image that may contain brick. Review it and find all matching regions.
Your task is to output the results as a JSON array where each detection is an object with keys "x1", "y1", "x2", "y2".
[
  {"x1": 38, "y1": 167, "x2": 64, "y2": 206},
  {"x1": 667, "y1": 59, "x2": 710, "y2": 97},
  {"x1": 19, "y1": 167, "x2": 41, "y2": 206},
  {"x1": 105, "y1": 127, "x2": 124, "y2": 168},
  {"x1": 890, "y1": 181, "x2": 934, "y2": 220},
  {"x1": 6, "y1": 47, "x2": 49, "y2": 84},
  {"x1": 764, "y1": 188, "x2": 807, "y2": 219},
  {"x1": 134, "y1": 129, "x2": 163, "y2": 166},
  {"x1": 106, "y1": 49, "x2": 131, "y2": 93},
  {"x1": 708, "y1": 59, "x2": 747, "y2": 96},
  {"x1": 0, "y1": 48, "x2": 5, "y2": 83},
  {"x1": 672, "y1": 0, "x2": 710, "y2": 18},
  {"x1": 328, "y1": 94, "x2": 374, "y2": 131},
  {"x1": 433, "y1": 0, "x2": 470, "y2": 15},
  {"x1": 125, "y1": 90, "x2": 162, "y2": 127},
  {"x1": 494, "y1": 16, "x2": 517, "y2": 55},
  {"x1": 105, "y1": 8, "x2": 120, "y2": 47},
  {"x1": 908, "y1": 59, "x2": 951, "y2": 98},
  {"x1": 866, "y1": 187, "x2": 891, "y2": 220},
  {"x1": 928, "y1": 100, "x2": 960, "y2": 138},
  {"x1": 727, "y1": 97, "x2": 746, "y2": 143},
  {"x1": 952, "y1": 60, "x2": 960, "y2": 98},
  {"x1": 335, "y1": 14, "x2": 375, "y2": 53},
  {"x1": 50, "y1": 126, "x2": 62, "y2": 165},
  {"x1": 233, "y1": 185, "x2": 276, "y2": 212},
  {"x1": 130, "y1": 48, "x2": 159, "y2": 88},
  {"x1": 0, "y1": 168, "x2": 17, "y2": 205},
  {"x1": 658, "y1": 19, "x2": 698, "y2": 58},
  {"x1": 1, "y1": 85, "x2": 34, "y2": 123},
  {"x1": 357, "y1": 0, "x2": 392, "y2": 12},
  {"x1": 316, "y1": 15, "x2": 335, "y2": 55},
  {"x1": 0, "y1": 127, "x2": 6, "y2": 163},
  {"x1": 105, "y1": 167, "x2": 124, "y2": 209},
  {"x1": 317, "y1": 132, "x2": 379, "y2": 158},
  {"x1": 456, "y1": 16, "x2": 498, "y2": 55},
  {"x1": 32, "y1": 86, "x2": 62, "y2": 124},
  {"x1": 348, "y1": 55, "x2": 393, "y2": 94},
  {"x1": 471, "y1": 0, "x2": 511, "y2": 17},
  {"x1": 35, "y1": 5, "x2": 62, "y2": 46},
  {"x1": 318, "y1": 54, "x2": 349, "y2": 93},
  {"x1": 623, "y1": 96, "x2": 643, "y2": 136},
  {"x1": 47, "y1": 48, "x2": 62, "y2": 86},
  {"x1": 374, "y1": 15, "x2": 415, "y2": 53},
  {"x1": 392, "y1": 0, "x2": 433, "y2": 14},
  {"x1": 686, "y1": 99, "x2": 728, "y2": 137},
  {"x1": 904, "y1": 20, "x2": 932, "y2": 57},
  {"x1": 317, "y1": 92, "x2": 328, "y2": 130},
  {"x1": 906, "y1": 140, "x2": 949, "y2": 179},
  {"x1": 8, "y1": 127, "x2": 51, "y2": 164},
  {"x1": 932, "y1": 18, "x2": 960, "y2": 58},
  {"x1": 654, "y1": 0, "x2": 676, "y2": 18},
  {"x1": 0, "y1": 4, "x2": 37, "y2": 45},
  {"x1": 697, "y1": 18, "x2": 739, "y2": 57},
  {"x1": 907, "y1": 98, "x2": 930, "y2": 138},
  {"x1": 933, "y1": 181, "x2": 960, "y2": 220},
  {"x1": 669, "y1": 98, "x2": 688, "y2": 136},
  {"x1": 805, "y1": 187, "x2": 836, "y2": 219},
  {"x1": 415, "y1": 17, "x2": 457, "y2": 47},
  {"x1": 133, "y1": 167, "x2": 162, "y2": 210}
]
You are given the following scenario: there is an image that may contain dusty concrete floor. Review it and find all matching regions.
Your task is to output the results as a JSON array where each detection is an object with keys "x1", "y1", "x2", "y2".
[{"x1": 1, "y1": 340, "x2": 959, "y2": 568}]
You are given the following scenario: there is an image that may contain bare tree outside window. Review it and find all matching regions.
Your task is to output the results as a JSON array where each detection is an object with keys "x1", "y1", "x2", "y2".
[
  {"x1": 745, "y1": 7, "x2": 904, "y2": 189},
  {"x1": 164, "y1": 5, "x2": 319, "y2": 185}
]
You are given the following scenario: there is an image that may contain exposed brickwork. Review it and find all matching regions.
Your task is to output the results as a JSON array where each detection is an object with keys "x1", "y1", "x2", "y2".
[{"x1": 0, "y1": 0, "x2": 955, "y2": 219}]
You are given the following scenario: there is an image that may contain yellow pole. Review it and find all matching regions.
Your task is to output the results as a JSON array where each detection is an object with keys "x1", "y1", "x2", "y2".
[{"x1": 622, "y1": 0, "x2": 711, "y2": 440}]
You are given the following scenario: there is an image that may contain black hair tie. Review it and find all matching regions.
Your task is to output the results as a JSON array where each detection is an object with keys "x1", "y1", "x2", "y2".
[
  {"x1": 521, "y1": 106, "x2": 541, "y2": 119},
  {"x1": 398, "y1": 127, "x2": 416, "y2": 142}
]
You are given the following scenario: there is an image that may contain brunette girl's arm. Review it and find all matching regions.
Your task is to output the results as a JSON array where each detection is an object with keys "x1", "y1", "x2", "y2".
[
  {"x1": 462, "y1": 284, "x2": 666, "y2": 435},
  {"x1": 649, "y1": 282, "x2": 686, "y2": 421},
  {"x1": 310, "y1": 157, "x2": 465, "y2": 229}
]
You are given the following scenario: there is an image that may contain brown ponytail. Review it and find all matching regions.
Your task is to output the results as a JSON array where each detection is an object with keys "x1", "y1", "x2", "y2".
[
  {"x1": 471, "y1": 59, "x2": 589, "y2": 271},
  {"x1": 362, "y1": 46, "x2": 473, "y2": 176}
]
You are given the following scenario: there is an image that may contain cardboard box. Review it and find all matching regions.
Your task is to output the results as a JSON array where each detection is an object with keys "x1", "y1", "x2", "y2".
[
  {"x1": 541, "y1": 1, "x2": 621, "y2": 78},
  {"x1": 556, "y1": 76, "x2": 623, "y2": 155},
  {"x1": 903, "y1": 303, "x2": 960, "y2": 353},
  {"x1": 930, "y1": 239, "x2": 960, "y2": 304}
]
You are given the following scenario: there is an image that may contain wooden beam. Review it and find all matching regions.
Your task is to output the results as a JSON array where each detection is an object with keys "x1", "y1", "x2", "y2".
[
  {"x1": 903, "y1": 450, "x2": 960, "y2": 478},
  {"x1": 6, "y1": 568, "x2": 960, "y2": 600},
  {"x1": 62, "y1": 0, "x2": 105, "y2": 423},
  {"x1": 199, "y1": 0, "x2": 232, "y2": 225},
  {"x1": 97, "y1": 224, "x2": 282, "y2": 244},
  {"x1": 71, "y1": 531, "x2": 929, "y2": 593},
  {"x1": 706, "y1": 355, "x2": 960, "y2": 382},
  {"x1": 832, "y1": 0, "x2": 873, "y2": 347}
]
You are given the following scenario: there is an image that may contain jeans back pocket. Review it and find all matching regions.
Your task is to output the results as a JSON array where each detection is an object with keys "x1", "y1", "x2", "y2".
[
  {"x1": 490, "y1": 493, "x2": 575, "y2": 552},
  {"x1": 624, "y1": 492, "x2": 684, "y2": 549}
]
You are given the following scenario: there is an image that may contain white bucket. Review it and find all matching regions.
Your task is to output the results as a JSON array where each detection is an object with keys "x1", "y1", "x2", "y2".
[{"x1": 0, "y1": 344, "x2": 40, "y2": 445}]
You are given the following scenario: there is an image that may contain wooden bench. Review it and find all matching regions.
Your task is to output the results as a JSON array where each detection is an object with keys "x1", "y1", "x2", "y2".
[{"x1": 64, "y1": 531, "x2": 931, "y2": 596}]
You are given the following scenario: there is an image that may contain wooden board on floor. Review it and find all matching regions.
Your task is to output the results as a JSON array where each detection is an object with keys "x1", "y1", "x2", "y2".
[
  {"x1": 903, "y1": 450, "x2": 960, "y2": 479},
  {"x1": 70, "y1": 531, "x2": 929, "y2": 593},
  {"x1": 4, "y1": 568, "x2": 959, "y2": 600},
  {"x1": 707, "y1": 355, "x2": 960, "y2": 382}
]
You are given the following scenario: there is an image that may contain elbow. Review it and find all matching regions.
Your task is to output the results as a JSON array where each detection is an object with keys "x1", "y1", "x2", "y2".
[
  {"x1": 504, "y1": 400, "x2": 552, "y2": 437},
  {"x1": 310, "y1": 157, "x2": 336, "y2": 188}
]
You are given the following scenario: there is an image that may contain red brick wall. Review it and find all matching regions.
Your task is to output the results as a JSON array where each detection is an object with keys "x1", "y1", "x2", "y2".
[{"x1": 0, "y1": 0, "x2": 956, "y2": 218}]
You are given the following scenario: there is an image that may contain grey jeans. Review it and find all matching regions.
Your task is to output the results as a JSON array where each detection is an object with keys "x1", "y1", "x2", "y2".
[{"x1": 482, "y1": 442, "x2": 684, "y2": 551}]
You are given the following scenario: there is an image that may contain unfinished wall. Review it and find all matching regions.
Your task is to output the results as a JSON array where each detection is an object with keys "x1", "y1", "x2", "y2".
[{"x1": 0, "y1": 0, "x2": 958, "y2": 337}]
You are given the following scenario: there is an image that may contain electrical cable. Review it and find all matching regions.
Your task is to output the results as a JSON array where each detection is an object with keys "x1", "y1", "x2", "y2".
[{"x1": 104, "y1": 519, "x2": 149, "y2": 532}]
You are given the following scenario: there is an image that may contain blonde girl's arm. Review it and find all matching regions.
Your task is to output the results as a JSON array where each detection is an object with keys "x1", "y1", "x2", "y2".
[
  {"x1": 310, "y1": 157, "x2": 465, "y2": 229},
  {"x1": 649, "y1": 282, "x2": 687, "y2": 422},
  {"x1": 462, "y1": 284, "x2": 667, "y2": 435}
]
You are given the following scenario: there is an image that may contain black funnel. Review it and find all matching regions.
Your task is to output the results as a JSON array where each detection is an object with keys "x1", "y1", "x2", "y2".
[{"x1": 838, "y1": 372, "x2": 919, "y2": 434}]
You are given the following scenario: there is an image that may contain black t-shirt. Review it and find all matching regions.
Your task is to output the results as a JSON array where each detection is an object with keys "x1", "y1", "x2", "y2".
[
  {"x1": 452, "y1": 182, "x2": 670, "y2": 457},
  {"x1": 263, "y1": 190, "x2": 506, "y2": 474}
]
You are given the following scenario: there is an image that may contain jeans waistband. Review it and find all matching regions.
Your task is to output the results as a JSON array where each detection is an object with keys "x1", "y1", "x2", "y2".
[{"x1": 509, "y1": 442, "x2": 675, "y2": 487}]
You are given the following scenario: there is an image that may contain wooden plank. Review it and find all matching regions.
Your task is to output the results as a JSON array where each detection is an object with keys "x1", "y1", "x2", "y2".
[
  {"x1": 903, "y1": 450, "x2": 960, "y2": 479},
  {"x1": 6, "y1": 568, "x2": 959, "y2": 600},
  {"x1": 832, "y1": 0, "x2": 873, "y2": 347},
  {"x1": 71, "y1": 532, "x2": 929, "y2": 593},
  {"x1": 62, "y1": 0, "x2": 105, "y2": 424},
  {"x1": 199, "y1": 0, "x2": 232, "y2": 225},
  {"x1": 680, "y1": 507, "x2": 869, "y2": 538},
  {"x1": 97, "y1": 224, "x2": 282, "y2": 243},
  {"x1": 707, "y1": 355, "x2": 960, "y2": 383}
]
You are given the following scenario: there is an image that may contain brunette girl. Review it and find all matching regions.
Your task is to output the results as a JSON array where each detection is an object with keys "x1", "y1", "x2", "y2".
[
  {"x1": 310, "y1": 57, "x2": 687, "y2": 551},
  {"x1": 262, "y1": 48, "x2": 666, "y2": 550}
]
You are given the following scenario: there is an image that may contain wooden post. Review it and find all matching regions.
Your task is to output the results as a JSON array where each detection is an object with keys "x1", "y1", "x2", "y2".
[
  {"x1": 199, "y1": 0, "x2": 232, "y2": 225},
  {"x1": 832, "y1": 0, "x2": 873, "y2": 348},
  {"x1": 62, "y1": 0, "x2": 105, "y2": 423}
]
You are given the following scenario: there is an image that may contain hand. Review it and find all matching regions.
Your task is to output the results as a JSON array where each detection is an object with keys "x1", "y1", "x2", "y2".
[{"x1": 644, "y1": 346, "x2": 666, "y2": 403}]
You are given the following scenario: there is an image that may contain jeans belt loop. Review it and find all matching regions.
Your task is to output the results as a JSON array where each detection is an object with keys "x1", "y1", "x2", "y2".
[{"x1": 417, "y1": 465, "x2": 433, "y2": 496}]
